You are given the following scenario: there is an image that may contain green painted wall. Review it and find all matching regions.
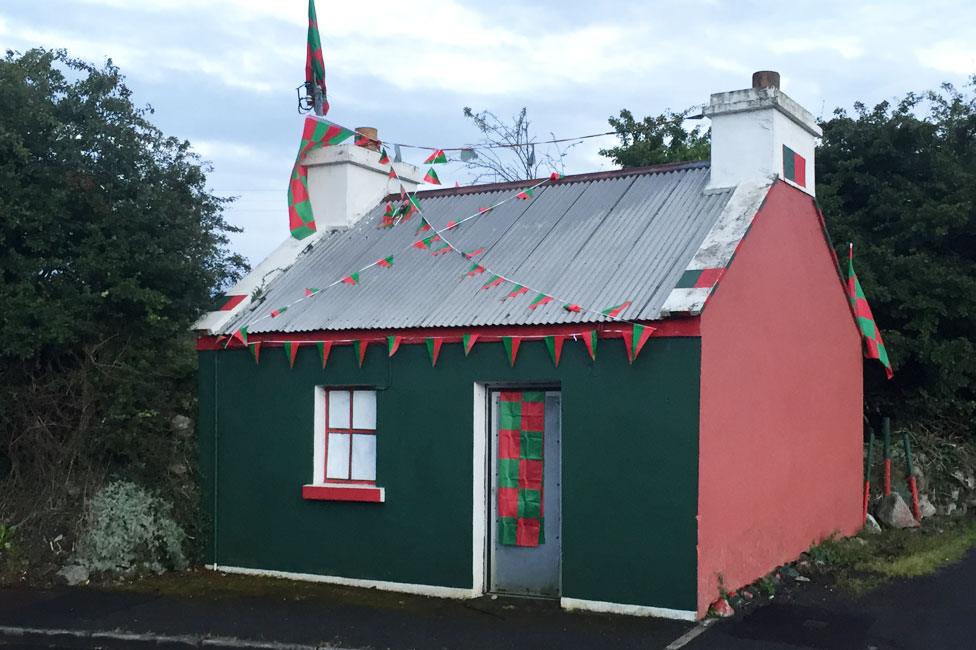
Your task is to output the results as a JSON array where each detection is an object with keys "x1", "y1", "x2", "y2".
[{"x1": 197, "y1": 335, "x2": 700, "y2": 611}]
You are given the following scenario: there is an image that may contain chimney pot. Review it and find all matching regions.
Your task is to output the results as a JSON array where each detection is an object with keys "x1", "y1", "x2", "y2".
[
  {"x1": 356, "y1": 126, "x2": 380, "y2": 151},
  {"x1": 752, "y1": 70, "x2": 780, "y2": 90}
]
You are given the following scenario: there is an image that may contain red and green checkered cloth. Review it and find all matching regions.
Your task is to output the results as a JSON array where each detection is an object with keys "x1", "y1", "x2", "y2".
[
  {"x1": 498, "y1": 391, "x2": 545, "y2": 547},
  {"x1": 847, "y1": 247, "x2": 893, "y2": 379}
]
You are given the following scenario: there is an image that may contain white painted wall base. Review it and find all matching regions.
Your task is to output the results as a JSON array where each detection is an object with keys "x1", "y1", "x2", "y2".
[
  {"x1": 560, "y1": 597, "x2": 698, "y2": 621},
  {"x1": 210, "y1": 566, "x2": 698, "y2": 621},
  {"x1": 211, "y1": 565, "x2": 478, "y2": 600}
]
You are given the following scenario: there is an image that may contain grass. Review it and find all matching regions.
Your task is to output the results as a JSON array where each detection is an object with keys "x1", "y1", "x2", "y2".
[{"x1": 810, "y1": 517, "x2": 976, "y2": 595}]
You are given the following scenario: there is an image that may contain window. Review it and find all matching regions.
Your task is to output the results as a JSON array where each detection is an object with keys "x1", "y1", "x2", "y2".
[
  {"x1": 325, "y1": 389, "x2": 377, "y2": 482},
  {"x1": 303, "y1": 387, "x2": 385, "y2": 503}
]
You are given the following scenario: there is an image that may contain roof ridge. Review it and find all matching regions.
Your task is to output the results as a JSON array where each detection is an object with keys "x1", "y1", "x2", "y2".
[{"x1": 389, "y1": 160, "x2": 709, "y2": 201}]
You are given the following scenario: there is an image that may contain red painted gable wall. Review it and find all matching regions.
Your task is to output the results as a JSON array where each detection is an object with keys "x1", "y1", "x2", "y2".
[{"x1": 697, "y1": 182, "x2": 863, "y2": 616}]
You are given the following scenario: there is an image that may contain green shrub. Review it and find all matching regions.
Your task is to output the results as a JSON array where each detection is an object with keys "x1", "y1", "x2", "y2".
[{"x1": 73, "y1": 481, "x2": 187, "y2": 576}]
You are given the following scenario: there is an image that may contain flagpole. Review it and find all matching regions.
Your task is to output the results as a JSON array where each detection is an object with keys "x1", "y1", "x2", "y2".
[{"x1": 313, "y1": 86, "x2": 324, "y2": 116}]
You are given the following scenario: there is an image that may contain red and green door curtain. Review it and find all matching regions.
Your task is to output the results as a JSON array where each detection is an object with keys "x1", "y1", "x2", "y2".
[{"x1": 497, "y1": 391, "x2": 545, "y2": 547}]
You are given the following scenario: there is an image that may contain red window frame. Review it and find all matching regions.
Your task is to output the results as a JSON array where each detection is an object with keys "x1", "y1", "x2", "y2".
[{"x1": 323, "y1": 388, "x2": 377, "y2": 485}]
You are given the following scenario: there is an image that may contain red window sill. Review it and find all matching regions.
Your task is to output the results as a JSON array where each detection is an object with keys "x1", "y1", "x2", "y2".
[{"x1": 302, "y1": 484, "x2": 385, "y2": 503}]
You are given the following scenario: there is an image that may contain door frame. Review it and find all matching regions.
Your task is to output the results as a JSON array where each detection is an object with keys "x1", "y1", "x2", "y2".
[{"x1": 472, "y1": 382, "x2": 561, "y2": 597}]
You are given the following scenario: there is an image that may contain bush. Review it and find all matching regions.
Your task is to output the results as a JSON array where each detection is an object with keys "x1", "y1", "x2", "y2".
[{"x1": 72, "y1": 481, "x2": 187, "y2": 576}]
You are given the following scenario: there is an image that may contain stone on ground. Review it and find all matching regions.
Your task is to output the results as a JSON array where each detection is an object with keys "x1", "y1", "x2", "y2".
[
  {"x1": 863, "y1": 513, "x2": 882, "y2": 534},
  {"x1": 919, "y1": 494, "x2": 937, "y2": 519},
  {"x1": 710, "y1": 597, "x2": 735, "y2": 618},
  {"x1": 876, "y1": 493, "x2": 920, "y2": 528},
  {"x1": 57, "y1": 564, "x2": 89, "y2": 586}
]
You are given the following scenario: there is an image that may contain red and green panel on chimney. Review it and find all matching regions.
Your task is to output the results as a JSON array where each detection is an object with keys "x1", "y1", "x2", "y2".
[{"x1": 782, "y1": 144, "x2": 806, "y2": 187}]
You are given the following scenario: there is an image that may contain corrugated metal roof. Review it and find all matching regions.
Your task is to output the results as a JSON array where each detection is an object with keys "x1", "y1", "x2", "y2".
[{"x1": 224, "y1": 162, "x2": 734, "y2": 334}]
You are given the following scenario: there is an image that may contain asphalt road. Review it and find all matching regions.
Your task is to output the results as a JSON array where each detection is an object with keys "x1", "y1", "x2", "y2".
[
  {"x1": 686, "y1": 547, "x2": 976, "y2": 649},
  {"x1": 1, "y1": 549, "x2": 975, "y2": 649}
]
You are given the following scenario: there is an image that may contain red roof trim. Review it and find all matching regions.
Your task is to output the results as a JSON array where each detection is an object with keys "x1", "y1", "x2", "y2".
[{"x1": 196, "y1": 318, "x2": 700, "y2": 351}]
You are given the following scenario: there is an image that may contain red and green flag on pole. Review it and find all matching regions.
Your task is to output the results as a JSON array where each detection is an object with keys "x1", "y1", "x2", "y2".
[
  {"x1": 497, "y1": 391, "x2": 545, "y2": 547},
  {"x1": 305, "y1": 0, "x2": 328, "y2": 115},
  {"x1": 847, "y1": 244, "x2": 893, "y2": 379}
]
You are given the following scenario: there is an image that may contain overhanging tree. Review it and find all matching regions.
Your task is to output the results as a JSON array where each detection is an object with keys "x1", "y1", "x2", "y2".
[{"x1": 0, "y1": 48, "x2": 246, "y2": 566}]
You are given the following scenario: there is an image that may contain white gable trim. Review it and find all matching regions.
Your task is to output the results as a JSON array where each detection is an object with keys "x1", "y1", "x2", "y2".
[{"x1": 659, "y1": 178, "x2": 773, "y2": 317}]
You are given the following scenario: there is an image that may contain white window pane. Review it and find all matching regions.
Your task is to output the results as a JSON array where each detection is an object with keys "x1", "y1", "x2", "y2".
[
  {"x1": 352, "y1": 390, "x2": 376, "y2": 429},
  {"x1": 328, "y1": 390, "x2": 350, "y2": 428},
  {"x1": 326, "y1": 433, "x2": 350, "y2": 479},
  {"x1": 350, "y1": 434, "x2": 376, "y2": 481}
]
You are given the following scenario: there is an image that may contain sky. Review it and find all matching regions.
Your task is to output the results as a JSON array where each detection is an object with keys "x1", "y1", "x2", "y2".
[{"x1": 2, "y1": 0, "x2": 974, "y2": 264}]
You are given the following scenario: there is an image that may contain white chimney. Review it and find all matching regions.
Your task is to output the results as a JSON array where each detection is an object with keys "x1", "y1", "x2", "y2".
[
  {"x1": 303, "y1": 127, "x2": 422, "y2": 230},
  {"x1": 705, "y1": 71, "x2": 821, "y2": 196},
  {"x1": 193, "y1": 128, "x2": 422, "y2": 334}
]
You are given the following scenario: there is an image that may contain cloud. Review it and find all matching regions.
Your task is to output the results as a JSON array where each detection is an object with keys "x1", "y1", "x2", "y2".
[{"x1": 917, "y1": 40, "x2": 976, "y2": 76}]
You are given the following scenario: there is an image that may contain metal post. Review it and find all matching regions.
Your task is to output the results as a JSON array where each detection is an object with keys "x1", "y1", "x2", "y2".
[
  {"x1": 882, "y1": 417, "x2": 892, "y2": 496},
  {"x1": 903, "y1": 431, "x2": 921, "y2": 521},
  {"x1": 863, "y1": 426, "x2": 874, "y2": 524},
  {"x1": 313, "y1": 85, "x2": 324, "y2": 116}
]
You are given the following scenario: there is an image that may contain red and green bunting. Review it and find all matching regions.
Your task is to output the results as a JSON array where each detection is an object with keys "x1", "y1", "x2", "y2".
[
  {"x1": 423, "y1": 167, "x2": 442, "y2": 185},
  {"x1": 847, "y1": 247, "x2": 893, "y2": 379},
  {"x1": 497, "y1": 391, "x2": 545, "y2": 547},
  {"x1": 231, "y1": 325, "x2": 651, "y2": 368},
  {"x1": 424, "y1": 149, "x2": 447, "y2": 164},
  {"x1": 288, "y1": 117, "x2": 355, "y2": 239},
  {"x1": 304, "y1": 0, "x2": 328, "y2": 115}
]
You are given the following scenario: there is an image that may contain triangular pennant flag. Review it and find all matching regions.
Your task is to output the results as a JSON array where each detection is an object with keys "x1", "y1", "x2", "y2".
[
  {"x1": 383, "y1": 202, "x2": 394, "y2": 217},
  {"x1": 431, "y1": 243, "x2": 452, "y2": 256},
  {"x1": 305, "y1": 288, "x2": 319, "y2": 298},
  {"x1": 248, "y1": 341, "x2": 262, "y2": 365},
  {"x1": 462, "y1": 248, "x2": 485, "y2": 259},
  {"x1": 582, "y1": 330, "x2": 598, "y2": 360},
  {"x1": 399, "y1": 184, "x2": 408, "y2": 200},
  {"x1": 342, "y1": 272, "x2": 359, "y2": 285},
  {"x1": 270, "y1": 306, "x2": 288, "y2": 318},
  {"x1": 416, "y1": 220, "x2": 432, "y2": 234},
  {"x1": 378, "y1": 148, "x2": 390, "y2": 165},
  {"x1": 516, "y1": 189, "x2": 534, "y2": 200},
  {"x1": 463, "y1": 333, "x2": 479, "y2": 356},
  {"x1": 479, "y1": 206, "x2": 492, "y2": 215},
  {"x1": 544, "y1": 335, "x2": 565, "y2": 367},
  {"x1": 601, "y1": 300, "x2": 632, "y2": 318},
  {"x1": 388, "y1": 167, "x2": 397, "y2": 179},
  {"x1": 563, "y1": 303, "x2": 583, "y2": 313},
  {"x1": 377, "y1": 255, "x2": 394, "y2": 268},
  {"x1": 506, "y1": 285, "x2": 529, "y2": 300},
  {"x1": 528, "y1": 293, "x2": 553, "y2": 310},
  {"x1": 387, "y1": 335, "x2": 402, "y2": 357},
  {"x1": 423, "y1": 167, "x2": 441, "y2": 185},
  {"x1": 481, "y1": 275, "x2": 504, "y2": 290},
  {"x1": 502, "y1": 336, "x2": 521, "y2": 367},
  {"x1": 550, "y1": 172, "x2": 564, "y2": 181},
  {"x1": 284, "y1": 341, "x2": 300, "y2": 368},
  {"x1": 316, "y1": 341, "x2": 333, "y2": 368},
  {"x1": 354, "y1": 340, "x2": 369, "y2": 367},
  {"x1": 625, "y1": 323, "x2": 655, "y2": 364},
  {"x1": 466, "y1": 263, "x2": 486, "y2": 277},
  {"x1": 232, "y1": 326, "x2": 248, "y2": 346},
  {"x1": 445, "y1": 220, "x2": 458, "y2": 230},
  {"x1": 426, "y1": 338, "x2": 443, "y2": 366},
  {"x1": 424, "y1": 149, "x2": 447, "y2": 164}
]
